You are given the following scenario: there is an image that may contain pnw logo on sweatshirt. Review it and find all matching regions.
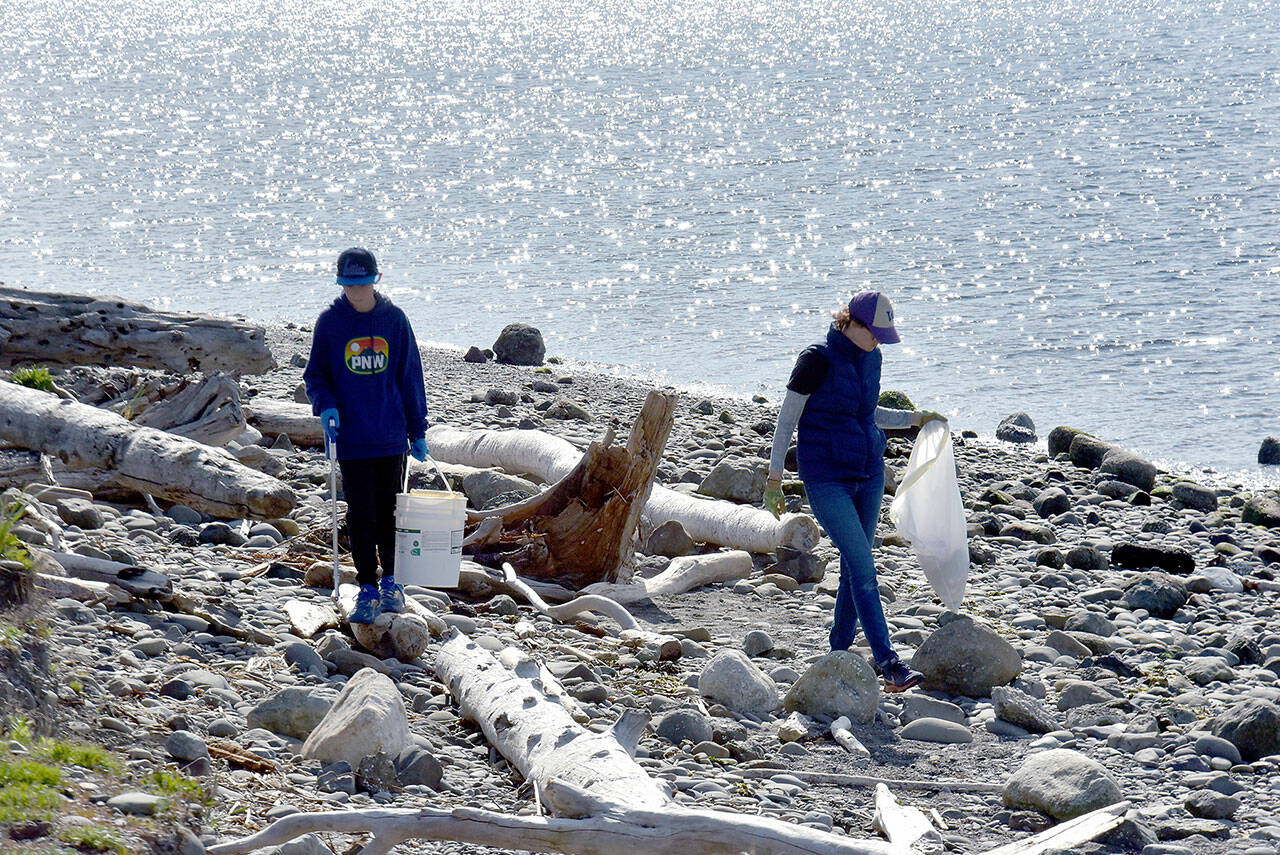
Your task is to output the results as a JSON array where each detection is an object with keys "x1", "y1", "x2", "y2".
[{"x1": 345, "y1": 337, "x2": 390, "y2": 374}]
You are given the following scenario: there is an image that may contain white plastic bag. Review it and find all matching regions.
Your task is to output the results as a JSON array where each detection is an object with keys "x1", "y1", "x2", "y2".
[{"x1": 888, "y1": 420, "x2": 968, "y2": 610}]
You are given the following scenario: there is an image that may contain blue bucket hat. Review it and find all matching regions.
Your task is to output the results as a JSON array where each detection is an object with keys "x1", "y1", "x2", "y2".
[{"x1": 336, "y1": 247, "x2": 379, "y2": 286}]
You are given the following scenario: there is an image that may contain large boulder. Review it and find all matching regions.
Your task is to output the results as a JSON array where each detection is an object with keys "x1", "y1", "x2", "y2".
[
  {"x1": 910, "y1": 616, "x2": 1021, "y2": 697},
  {"x1": 1210, "y1": 699, "x2": 1280, "y2": 762},
  {"x1": 1259, "y1": 437, "x2": 1280, "y2": 466},
  {"x1": 1172, "y1": 482, "x2": 1217, "y2": 512},
  {"x1": 492, "y1": 323, "x2": 545, "y2": 366},
  {"x1": 1002, "y1": 749, "x2": 1123, "y2": 820},
  {"x1": 1047, "y1": 426, "x2": 1087, "y2": 458},
  {"x1": 1098, "y1": 449, "x2": 1157, "y2": 492},
  {"x1": 1242, "y1": 494, "x2": 1280, "y2": 529},
  {"x1": 1121, "y1": 572, "x2": 1188, "y2": 618},
  {"x1": 645, "y1": 520, "x2": 696, "y2": 557},
  {"x1": 698, "y1": 650, "x2": 779, "y2": 718},
  {"x1": 302, "y1": 669, "x2": 412, "y2": 768},
  {"x1": 697, "y1": 461, "x2": 768, "y2": 504},
  {"x1": 1032, "y1": 488, "x2": 1072, "y2": 519},
  {"x1": 1111, "y1": 543, "x2": 1195, "y2": 575},
  {"x1": 247, "y1": 686, "x2": 338, "y2": 740},
  {"x1": 781, "y1": 651, "x2": 880, "y2": 725},
  {"x1": 996, "y1": 412, "x2": 1037, "y2": 444},
  {"x1": 1069, "y1": 434, "x2": 1115, "y2": 470},
  {"x1": 461, "y1": 470, "x2": 538, "y2": 510}
]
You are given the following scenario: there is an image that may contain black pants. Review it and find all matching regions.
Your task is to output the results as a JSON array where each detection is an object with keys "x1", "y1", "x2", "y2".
[{"x1": 339, "y1": 454, "x2": 406, "y2": 587}]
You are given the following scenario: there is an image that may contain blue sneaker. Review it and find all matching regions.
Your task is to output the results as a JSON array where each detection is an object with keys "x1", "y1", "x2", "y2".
[
  {"x1": 378, "y1": 576, "x2": 405, "y2": 614},
  {"x1": 349, "y1": 584, "x2": 380, "y2": 624}
]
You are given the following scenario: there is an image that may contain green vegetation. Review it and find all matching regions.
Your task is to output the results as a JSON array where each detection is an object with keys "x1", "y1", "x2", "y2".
[
  {"x1": 144, "y1": 767, "x2": 208, "y2": 807},
  {"x1": 60, "y1": 824, "x2": 130, "y2": 855},
  {"x1": 0, "y1": 499, "x2": 30, "y2": 566},
  {"x1": 37, "y1": 739, "x2": 119, "y2": 773},
  {"x1": 10, "y1": 366, "x2": 55, "y2": 392},
  {"x1": 0, "y1": 754, "x2": 63, "y2": 823},
  {"x1": 878, "y1": 389, "x2": 915, "y2": 411}
]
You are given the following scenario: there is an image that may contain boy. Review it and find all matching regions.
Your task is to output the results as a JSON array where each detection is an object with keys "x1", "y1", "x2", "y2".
[{"x1": 304, "y1": 247, "x2": 429, "y2": 623}]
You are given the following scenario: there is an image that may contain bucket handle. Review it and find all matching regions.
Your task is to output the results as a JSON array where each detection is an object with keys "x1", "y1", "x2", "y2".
[{"x1": 404, "y1": 451, "x2": 458, "y2": 497}]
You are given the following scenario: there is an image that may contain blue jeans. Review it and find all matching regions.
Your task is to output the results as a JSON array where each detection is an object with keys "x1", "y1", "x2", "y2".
[{"x1": 805, "y1": 474, "x2": 895, "y2": 665}]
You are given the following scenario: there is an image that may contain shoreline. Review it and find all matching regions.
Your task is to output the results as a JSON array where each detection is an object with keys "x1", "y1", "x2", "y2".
[{"x1": 0, "y1": 310, "x2": 1278, "y2": 855}]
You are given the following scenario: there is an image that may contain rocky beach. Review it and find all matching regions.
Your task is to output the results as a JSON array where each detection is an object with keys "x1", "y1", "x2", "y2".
[{"x1": 2, "y1": 310, "x2": 1280, "y2": 855}]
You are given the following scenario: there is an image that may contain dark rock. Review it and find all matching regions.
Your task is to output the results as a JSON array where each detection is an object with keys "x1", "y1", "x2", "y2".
[
  {"x1": 1098, "y1": 449, "x2": 1157, "y2": 492},
  {"x1": 1223, "y1": 631, "x2": 1262, "y2": 666},
  {"x1": 484, "y1": 388, "x2": 519, "y2": 406},
  {"x1": 1035, "y1": 549, "x2": 1065, "y2": 569},
  {"x1": 1069, "y1": 434, "x2": 1114, "y2": 470},
  {"x1": 394, "y1": 743, "x2": 443, "y2": 790},
  {"x1": 1210, "y1": 698, "x2": 1280, "y2": 761},
  {"x1": 463, "y1": 346, "x2": 487, "y2": 363},
  {"x1": 199, "y1": 522, "x2": 245, "y2": 547},
  {"x1": 1172, "y1": 482, "x2": 1217, "y2": 512},
  {"x1": 1032, "y1": 488, "x2": 1071, "y2": 518},
  {"x1": 1065, "y1": 546, "x2": 1108, "y2": 571},
  {"x1": 1111, "y1": 543, "x2": 1195, "y2": 574},
  {"x1": 770, "y1": 546, "x2": 826, "y2": 584},
  {"x1": 492, "y1": 323, "x2": 545, "y2": 365},
  {"x1": 1096, "y1": 479, "x2": 1142, "y2": 500},
  {"x1": 1259, "y1": 436, "x2": 1280, "y2": 465},
  {"x1": 655, "y1": 709, "x2": 715, "y2": 745},
  {"x1": 1183, "y1": 791, "x2": 1240, "y2": 820},
  {"x1": 356, "y1": 751, "x2": 397, "y2": 793},
  {"x1": 1000, "y1": 521, "x2": 1056, "y2": 544},
  {"x1": 645, "y1": 520, "x2": 696, "y2": 558},
  {"x1": 996, "y1": 412, "x2": 1037, "y2": 443},
  {"x1": 1242, "y1": 494, "x2": 1280, "y2": 528},
  {"x1": 318, "y1": 761, "x2": 357, "y2": 794},
  {"x1": 55, "y1": 497, "x2": 104, "y2": 530},
  {"x1": 1047, "y1": 426, "x2": 1087, "y2": 458}
]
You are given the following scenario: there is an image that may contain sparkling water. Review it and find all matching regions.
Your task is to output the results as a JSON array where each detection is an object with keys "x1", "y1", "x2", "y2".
[{"x1": 2, "y1": 0, "x2": 1277, "y2": 476}]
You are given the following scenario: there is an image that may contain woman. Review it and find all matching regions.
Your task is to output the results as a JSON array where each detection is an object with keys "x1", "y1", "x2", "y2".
[{"x1": 764, "y1": 290, "x2": 943, "y2": 692}]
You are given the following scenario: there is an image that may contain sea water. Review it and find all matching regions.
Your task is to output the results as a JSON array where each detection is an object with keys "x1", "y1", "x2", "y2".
[{"x1": 2, "y1": 0, "x2": 1277, "y2": 476}]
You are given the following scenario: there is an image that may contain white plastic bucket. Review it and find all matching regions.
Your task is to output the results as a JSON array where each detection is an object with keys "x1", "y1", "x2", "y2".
[{"x1": 394, "y1": 487, "x2": 466, "y2": 589}]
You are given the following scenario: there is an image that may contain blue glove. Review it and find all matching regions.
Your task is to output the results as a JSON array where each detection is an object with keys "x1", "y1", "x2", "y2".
[
  {"x1": 410, "y1": 437, "x2": 429, "y2": 462},
  {"x1": 320, "y1": 408, "x2": 340, "y2": 443}
]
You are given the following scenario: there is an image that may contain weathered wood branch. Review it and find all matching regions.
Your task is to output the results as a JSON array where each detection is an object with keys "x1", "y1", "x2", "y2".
[
  {"x1": 582, "y1": 550, "x2": 753, "y2": 604},
  {"x1": 0, "y1": 287, "x2": 274, "y2": 375},
  {"x1": 501, "y1": 563, "x2": 681, "y2": 661},
  {"x1": 244, "y1": 398, "x2": 323, "y2": 448},
  {"x1": 426, "y1": 421, "x2": 820, "y2": 554},
  {"x1": 50, "y1": 551, "x2": 172, "y2": 600},
  {"x1": 131, "y1": 373, "x2": 247, "y2": 447},
  {"x1": 0, "y1": 381, "x2": 295, "y2": 518}
]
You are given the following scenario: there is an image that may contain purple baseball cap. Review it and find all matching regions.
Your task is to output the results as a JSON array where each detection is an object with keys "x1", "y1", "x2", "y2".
[{"x1": 848, "y1": 290, "x2": 900, "y2": 344}]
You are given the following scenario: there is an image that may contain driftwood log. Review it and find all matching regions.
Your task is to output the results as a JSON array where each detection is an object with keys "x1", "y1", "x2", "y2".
[
  {"x1": 244, "y1": 398, "x2": 324, "y2": 448},
  {"x1": 426, "y1": 420, "x2": 820, "y2": 554},
  {"x1": 130, "y1": 373, "x2": 247, "y2": 446},
  {"x1": 0, "y1": 287, "x2": 274, "y2": 375},
  {"x1": 0, "y1": 381, "x2": 295, "y2": 518},
  {"x1": 582, "y1": 550, "x2": 753, "y2": 604},
  {"x1": 465, "y1": 390, "x2": 676, "y2": 588}
]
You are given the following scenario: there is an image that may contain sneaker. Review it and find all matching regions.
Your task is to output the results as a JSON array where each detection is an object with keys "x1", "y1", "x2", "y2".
[
  {"x1": 349, "y1": 583, "x2": 380, "y2": 624},
  {"x1": 881, "y1": 658, "x2": 923, "y2": 693},
  {"x1": 378, "y1": 576, "x2": 405, "y2": 614}
]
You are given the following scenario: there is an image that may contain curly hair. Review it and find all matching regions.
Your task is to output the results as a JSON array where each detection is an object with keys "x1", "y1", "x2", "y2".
[{"x1": 831, "y1": 304, "x2": 864, "y2": 331}]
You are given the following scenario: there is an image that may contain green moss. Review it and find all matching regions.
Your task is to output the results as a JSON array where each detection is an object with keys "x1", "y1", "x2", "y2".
[
  {"x1": 11, "y1": 366, "x2": 55, "y2": 392},
  {"x1": 878, "y1": 390, "x2": 915, "y2": 411},
  {"x1": 59, "y1": 825, "x2": 129, "y2": 855}
]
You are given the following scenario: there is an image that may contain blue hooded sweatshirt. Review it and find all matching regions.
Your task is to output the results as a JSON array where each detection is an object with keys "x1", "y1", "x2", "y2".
[{"x1": 303, "y1": 292, "x2": 428, "y2": 460}]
